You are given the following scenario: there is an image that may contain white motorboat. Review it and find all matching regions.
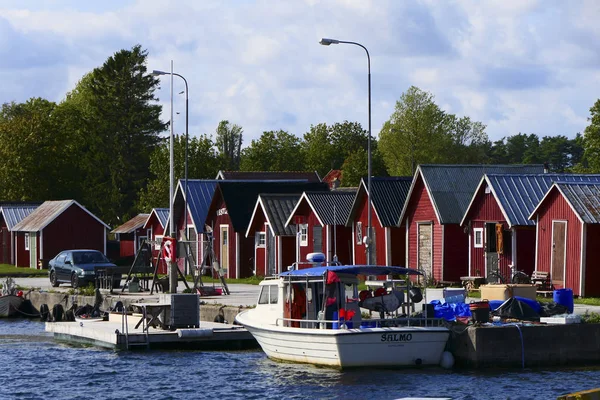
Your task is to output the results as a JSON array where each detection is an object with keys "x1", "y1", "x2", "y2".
[{"x1": 235, "y1": 263, "x2": 450, "y2": 369}]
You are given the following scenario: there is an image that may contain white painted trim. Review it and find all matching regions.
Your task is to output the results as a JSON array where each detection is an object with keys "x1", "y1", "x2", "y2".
[
  {"x1": 245, "y1": 197, "x2": 264, "y2": 238},
  {"x1": 473, "y1": 228, "x2": 484, "y2": 248},
  {"x1": 264, "y1": 223, "x2": 270, "y2": 275},
  {"x1": 405, "y1": 221, "x2": 409, "y2": 268},
  {"x1": 326, "y1": 225, "x2": 331, "y2": 262},
  {"x1": 219, "y1": 224, "x2": 229, "y2": 279},
  {"x1": 40, "y1": 229, "x2": 44, "y2": 260},
  {"x1": 441, "y1": 224, "x2": 444, "y2": 280},
  {"x1": 580, "y1": 223, "x2": 586, "y2": 297},
  {"x1": 534, "y1": 215, "x2": 539, "y2": 271},
  {"x1": 385, "y1": 227, "x2": 391, "y2": 266},
  {"x1": 236, "y1": 231, "x2": 240, "y2": 279},
  {"x1": 461, "y1": 175, "x2": 487, "y2": 227},
  {"x1": 277, "y1": 236, "x2": 282, "y2": 274},
  {"x1": 416, "y1": 222, "x2": 433, "y2": 278},
  {"x1": 550, "y1": 220, "x2": 568, "y2": 287},
  {"x1": 468, "y1": 228, "x2": 472, "y2": 276},
  {"x1": 352, "y1": 223, "x2": 356, "y2": 264}
]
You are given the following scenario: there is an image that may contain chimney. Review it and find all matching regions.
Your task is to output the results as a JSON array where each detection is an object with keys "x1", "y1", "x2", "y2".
[{"x1": 543, "y1": 162, "x2": 549, "y2": 174}]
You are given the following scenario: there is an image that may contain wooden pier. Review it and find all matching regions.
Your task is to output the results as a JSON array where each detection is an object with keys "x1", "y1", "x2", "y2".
[{"x1": 45, "y1": 313, "x2": 257, "y2": 351}]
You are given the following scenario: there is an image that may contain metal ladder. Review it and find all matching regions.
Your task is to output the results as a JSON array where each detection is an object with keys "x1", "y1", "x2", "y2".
[{"x1": 121, "y1": 307, "x2": 149, "y2": 350}]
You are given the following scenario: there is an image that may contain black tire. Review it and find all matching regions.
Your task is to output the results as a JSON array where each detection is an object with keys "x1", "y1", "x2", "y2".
[
  {"x1": 71, "y1": 273, "x2": 80, "y2": 289},
  {"x1": 52, "y1": 304, "x2": 64, "y2": 322},
  {"x1": 39, "y1": 304, "x2": 49, "y2": 321},
  {"x1": 50, "y1": 271, "x2": 59, "y2": 287},
  {"x1": 512, "y1": 271, "x2": 531, "y2": 284}
]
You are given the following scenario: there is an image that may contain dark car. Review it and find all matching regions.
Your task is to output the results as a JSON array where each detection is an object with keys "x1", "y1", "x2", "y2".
[{"x1": 48, "y1": 250, "x2": 120, "y2": 289}]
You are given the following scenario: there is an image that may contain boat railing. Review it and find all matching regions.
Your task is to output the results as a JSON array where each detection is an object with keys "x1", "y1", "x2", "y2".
[{"x1": 275, "y1": 316, "x2": 447, "y2": 329}]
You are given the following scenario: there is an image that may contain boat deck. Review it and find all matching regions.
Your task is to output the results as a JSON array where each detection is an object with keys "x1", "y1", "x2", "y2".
[{"x1": 45, "y1": 318, "x2": 258, "y2": 350}]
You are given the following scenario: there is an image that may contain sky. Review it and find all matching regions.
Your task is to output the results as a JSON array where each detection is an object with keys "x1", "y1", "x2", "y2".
[{"x1": 1, "y1": 0, "x2": 600, "y2": 146}]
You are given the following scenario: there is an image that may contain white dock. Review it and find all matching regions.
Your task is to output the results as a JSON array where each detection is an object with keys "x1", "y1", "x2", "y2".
[{"x1": 45, "y1": 317, "x2": 257, "y2": 350}]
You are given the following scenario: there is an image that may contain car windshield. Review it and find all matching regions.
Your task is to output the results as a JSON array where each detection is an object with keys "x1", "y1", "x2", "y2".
[{"x1": 73, "y1": 251, "x2": 109, "y2": 264}]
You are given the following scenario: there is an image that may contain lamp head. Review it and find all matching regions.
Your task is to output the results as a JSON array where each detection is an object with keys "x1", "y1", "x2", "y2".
[
  {"x1": 152, "y1": 70, "x2": 168, "y2": 76},
  {"x1": 319, "y1": 38, "x2": 339, "y2": 46}
]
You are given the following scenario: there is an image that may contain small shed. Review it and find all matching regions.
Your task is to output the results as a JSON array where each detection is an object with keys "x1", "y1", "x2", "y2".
[
  {"x1": 143, "y1": 208, "x2": 170, "y2": 274},
  {"x1": 529, "y1": 182, "x2": 600, "y2": 297},
  {"x1": 246, "y1": 194, "x2": 300, "y2": 276},
  {"x1": 12, "y1": 200, "x2": 110, "y2": 268},
  {"x1": 0, "y1": 203, "x2": 40, "y2": 265},
  {"x1": 462, "y1": 174, "x2": 600, "y2": 282},
  {"x1": 348, "y1": 177, "x2": 412, "y2": 266},
  {"x1": 286, "y1": 189, "x2": 355, "y2": 266},
  {"x1": 110, "y1": 213, "x2": 150, "y2": 261},
  {"x1": 399, "y1": 164, "x2": 545, "y2": 284}
]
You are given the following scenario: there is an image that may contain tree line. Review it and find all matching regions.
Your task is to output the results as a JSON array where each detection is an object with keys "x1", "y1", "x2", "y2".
[{"x1": 1, "y1": 45, "x2": 599, "y2": 227}]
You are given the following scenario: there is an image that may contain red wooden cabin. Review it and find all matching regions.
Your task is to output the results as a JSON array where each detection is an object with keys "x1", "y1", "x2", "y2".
[
  {"x1": 0, "y1": 203, "x2": 40, "y2": 266},
  {"x1": 110, "y1": 213, "x2": 150, "y2": 262}
]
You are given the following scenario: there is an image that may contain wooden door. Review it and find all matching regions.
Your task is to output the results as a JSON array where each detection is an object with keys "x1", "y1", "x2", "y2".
[
  {"x1": 1, "y1": 228, "x2": 9, "y2": 264},
  {"x1": 485, "y1": 223, "x2": 500, "y2": 281},
  {"x1": 551, "y1": 221, "x2": 566, "y2": 285},
  {"x1": 417, "y1": 223, "x2": 432, "y2": 279},
  {"x1": 220, "y1": 226, "x2": 229, "y2": 278},
  {"x1": 29, "y1": 232, "x2": 37, "y2": 269}
]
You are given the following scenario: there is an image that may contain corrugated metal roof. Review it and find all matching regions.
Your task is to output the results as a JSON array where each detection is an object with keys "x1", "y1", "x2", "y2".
[
  {"x1": 554, "y1": 182, "x2": 600, "y2": 224},
  {"x1": 12, "y1": 200, "x2": 110, "y2": 232},
  {"x1": 110, "y1": 213, "x2": 150, "y2": 234},
  {"x1": 154, "y1": 208, "x2": 169, "y2": 228},
  {"x1": 217, "y1": 170, "x2": 321, "y2": 182},
  {"x1": 349, "y1": 177, "x2": 412, "y2": 227},
  {"x1": 487, "y1": 174, "x2": 600, "y2": 226},
  {"x1": 418, "y1": 164, "x2": 545, "y2": 224},
  {"x1": 0, "y1": 204, "x2": 41, "y2": 230},
  {"x1": 218, "y1": 181, "x2": 329, "y2": 232},
  {"x1": 259, "y1": 194, "x2": 301, "y2": 236},
  {"x1": 172, "y1": 180, "x2": 219, "y2": 233},
  {"x1": 305, "y1": 190, "x2": 356, "y2": 226}
]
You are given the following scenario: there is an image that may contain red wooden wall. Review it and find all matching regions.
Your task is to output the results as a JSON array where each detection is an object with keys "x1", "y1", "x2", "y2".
[
  {"x1": 443, "y1": 223, "x2": 469, "y2": 282},
  {"x1": 535, "y1": 189, "x2": 582, "y2": 295}
]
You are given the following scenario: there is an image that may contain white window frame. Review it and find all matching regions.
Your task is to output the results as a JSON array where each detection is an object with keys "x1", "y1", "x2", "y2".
[
  {"x1": 356, "y1": 221, "x2": 363, "y2": 245},
  {"x1": 154, "y1": 235, "x2": 163, "y2": 250},
  {"x1": 24, "y1": 233, "x2": 30, "y2": 251},
  {"x1": 474, "y1": 228, "x2": 483, "y2": 248},
  {"x1": 257, "y1": 231, "x2": 266, "y2": 247},
  {"x1": 299, "y1": 224, "x2": 308, "y2": 247}
]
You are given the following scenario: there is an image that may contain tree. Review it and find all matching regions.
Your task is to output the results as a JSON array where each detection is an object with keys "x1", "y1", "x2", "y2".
[
  {"x1": 215, "y1": 120, "x2": 243, "y2": 170},
  {"x1": 340, "y1": 144, "x2": 388, "y2": 187},
  {"x1": 137, "y1": 134, "x2": 220, "y2": 211},
  {"x1": 240, "y1": 130, "x2": 304, "y2": 171},
  {"x1": 0, "y1": 98, "x2": 80, "y2": 201},
  {"x1": 581, "y1": 100, "x2": 600, "y2": 173},
  {"x1": 379, "y1": 86, "x2": 453, "y2": 176},
  {"x1": 66, "y1": 45, "x2": 166, "y2": 225}
]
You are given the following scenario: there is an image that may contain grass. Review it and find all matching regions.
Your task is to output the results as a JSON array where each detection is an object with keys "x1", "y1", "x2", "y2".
[{"x1": 0, "y1": 264, "x2": 48, "y2": 276}]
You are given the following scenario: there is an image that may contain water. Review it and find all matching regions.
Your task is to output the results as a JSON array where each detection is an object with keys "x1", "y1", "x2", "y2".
[{"x1": 1, "y1": 319, "x2": 599, "y2": 400}]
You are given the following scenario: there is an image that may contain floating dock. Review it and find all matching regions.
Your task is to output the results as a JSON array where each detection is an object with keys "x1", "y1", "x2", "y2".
[{"x1": 45, "y1": 316, "x2": 258, "y2": 351}]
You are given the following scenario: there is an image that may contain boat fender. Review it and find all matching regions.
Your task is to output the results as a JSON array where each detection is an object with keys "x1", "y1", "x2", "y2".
[
  {"x1": 39, "y1": 304, "x2": 49, "y2": 322},
  {"x1": 177, "y1": 329, "x2": 213, "y2": 338},
  {"x1": 52, "y1": 304, "x2": 64, "y2": 322},
  {"x1": 415, "y1": 358, "x2": 423, "y2": 366},
  {"x1": 439, "y1": 351, "x2": 455, "y2": 369}
]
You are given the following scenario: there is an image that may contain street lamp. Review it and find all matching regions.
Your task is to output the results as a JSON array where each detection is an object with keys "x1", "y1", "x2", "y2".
[
  {"x1": 152, "y1": 65, "x2": 189, "y2": 292},
  {"x1": 320, "y1": 37, "x2": 373, "y2": 265}
]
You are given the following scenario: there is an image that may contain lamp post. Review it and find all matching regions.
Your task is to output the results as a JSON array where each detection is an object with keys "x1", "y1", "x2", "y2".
[
  {"x1": 320, "y1": 38, "x2": 373, "y2": 265},
  {"x1": 153, "y1": 65, "x2": 189, "y2": 292}
]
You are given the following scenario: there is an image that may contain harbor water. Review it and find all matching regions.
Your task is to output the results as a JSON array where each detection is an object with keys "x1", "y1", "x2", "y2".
[{"x1": 2, "y1": 319, "x2": 600, "y2": 400}]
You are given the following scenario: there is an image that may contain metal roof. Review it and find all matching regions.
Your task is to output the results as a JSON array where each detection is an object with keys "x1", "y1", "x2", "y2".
[
  {"x1": 258, "y1": 194, "x2": 301, "y2": 236},
  {"x1": 349, "y1": 177, "x2": 412, "y2": 227},
  {"x1": 483, "y1": 174, "x2": 600, "y2": 226},
  {"x1": 403, "y1": 164, "x2": 546, "y2": 225},
  {"x1": 530, "y1": 182, "x2": 600, "y2": 224},
  {"x1": 153, "y1": 208, "x2": 169, "y2": 228},
  {"x1": 169, "y1": 180, "x2": 219, "y2": 234},
  {"x1": 305, "y1": 190, "x2": 356, "y2": 226},
  {"x1": 110, "y1": 213, "x2": 150, "y2": 234},
  {"x1": 217, "y1": 181, "x2": 329, "y2": 232},
  {"x1": 216, "y1": 170, "x2": 321, "y2": 182},
  {"x1": 0, "y1": 204, "x2": 41, "y2": 230},
  {"x1": 12, "y1": 200, "x2": 110, "y2": 232}
]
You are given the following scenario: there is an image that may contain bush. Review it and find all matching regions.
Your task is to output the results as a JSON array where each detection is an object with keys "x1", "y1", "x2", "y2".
[{"x1": 581, "y1": 311, "x2": 600, "y2": 324}]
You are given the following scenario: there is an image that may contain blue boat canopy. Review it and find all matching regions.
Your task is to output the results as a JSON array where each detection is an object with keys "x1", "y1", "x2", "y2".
[{"x1": 280, "y1": 265, "x2": 423, "y2": 277}]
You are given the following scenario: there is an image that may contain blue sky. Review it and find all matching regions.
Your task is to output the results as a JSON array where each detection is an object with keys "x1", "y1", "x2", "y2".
[{"x1": 1, "y1": 0, "x2": 599, "y2": 145}]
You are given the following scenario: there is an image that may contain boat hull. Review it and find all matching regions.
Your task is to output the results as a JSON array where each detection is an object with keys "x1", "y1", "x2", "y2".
[
  {"x1": 236, "y1": 311, "x2": 449, "y2": 368},
  {"x1": 0, "y1": 295, "x2": 24, "y2": 317}
]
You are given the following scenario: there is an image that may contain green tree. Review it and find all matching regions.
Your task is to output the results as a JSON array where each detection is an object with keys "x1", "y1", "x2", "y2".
[
  {"x1": 137, "y1": 134, "x2": 219, "y2": 211},
  {"x1": 66, "y1": 45, "x2": 166, "y2": 225},
  {"x1": 339, "y1": 144, "x2": 388, "y2": 187},
  {"x1": 445, "y1": 115, "x2": 490, "y2": 164},
  {"x1": 0, "y1": 98, "x2": 80, "y2": 201},
  {"x1": 379, "y1": 86, "x2": 453, "y2": 176},
  {"x1": 581, "y1": 100, "x2": 600, "y2": 173},
  {"x1": 215, "y1": 120, "x2": 243, "y2": 170},
  {"x1": 240, "y1": 130, "x2": 304, "y2": 171}
]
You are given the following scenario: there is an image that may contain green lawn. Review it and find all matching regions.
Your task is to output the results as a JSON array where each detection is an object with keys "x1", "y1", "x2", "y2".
[{"x1": 0, "y1": 264, "x2": 48, "y2": 276}]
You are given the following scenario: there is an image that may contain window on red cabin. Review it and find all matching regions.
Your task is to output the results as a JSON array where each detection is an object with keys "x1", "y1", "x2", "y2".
[{"x1": 299, "y1": 224, "x2": 308, "y2": 246}]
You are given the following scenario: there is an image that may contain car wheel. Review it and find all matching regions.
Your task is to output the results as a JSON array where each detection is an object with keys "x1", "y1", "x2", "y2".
[
  {"x1": 50, "y1": 271, "x2": 60, "y2": 287},
  {"x1": 71, "y1": 273, "x2": 80, "y2": 289}
]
